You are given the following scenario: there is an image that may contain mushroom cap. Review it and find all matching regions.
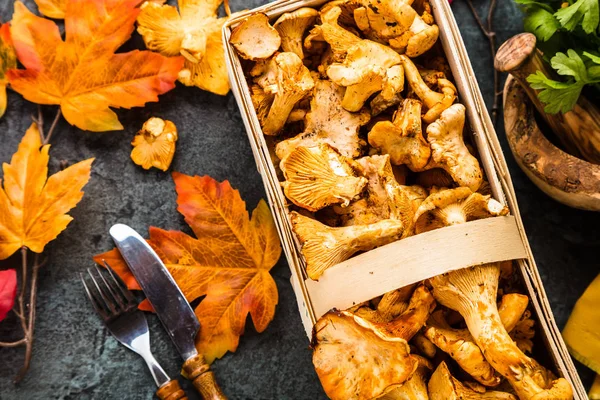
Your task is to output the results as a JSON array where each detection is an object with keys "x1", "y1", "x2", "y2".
[
  {"x1": 319, "y1": 6, "x2": 362, "y2": 55},
  {"x1": 428, "y1": 362, "x2": 517, "y2": 400},
  {"x1": 312, "y1": 310, "x2": 419, "y2": 400},
  {"x1": 406, "y1": 16, "x2": 439, "y2": 58},
  {"x1": 371, "y1": 65, "x2": 405, "y2": 115},
  {"x1": 250, "y1": 84, "x2": 274, "y2": 124},
  {"x1": 415, "y1": 168, "x2": 455, "y2": 188},
  {"x1": 290, "y1": 211, "x2": 405, "y2": 279},
  {"x1": 280, "y1": 144, "x2": 368, "y2": 211},
  {"x1": 230, "y1": 13, "x2": 282, "y2": 60},
  {"x1": 341, "y1": 65, "x2": 386, "y2": 112},
  {"x1": 321, "y1": 0, "x2": 362, "y2": 27},
  {"x1": 413, "y1": 187, "x2": 509, "y2": 234},
  {"x1": 273, "y1": 8, "x2": 319, "y2": 59},
  {"x1": 368, "y1": 98, "x2": 431, "y2": 171},
  {"x1": 130, "y1": 117, "x2": 178, "y2": 171},
  {"x1": 353, "y1": 0, "x2": 417, "y2": 42},
  {"x1": 261, "y1": 52, "x2": 315, "y2": 135},
  {"x1": 379, "y1": 355, "x2": 432, "y2": 400},
  {"x1": 276, "y1": 79, "x2": 370, "y2": 159},
  {"x1": 328, "y1": 40, "x2": 402, "y2": 86}
]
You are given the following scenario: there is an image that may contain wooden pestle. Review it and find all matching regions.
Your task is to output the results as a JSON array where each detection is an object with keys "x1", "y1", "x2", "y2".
[{"x1": 495, "y1": 33, "x2": 600, "y2": 164}]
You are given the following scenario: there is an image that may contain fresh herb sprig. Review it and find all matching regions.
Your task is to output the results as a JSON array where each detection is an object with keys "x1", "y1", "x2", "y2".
[{"x1": 516, "y1": 0, "x2": 600, "y2": 113}]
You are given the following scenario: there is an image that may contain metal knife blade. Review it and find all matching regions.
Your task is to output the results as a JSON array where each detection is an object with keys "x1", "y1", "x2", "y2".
[{"x1": 109, "y1": 223, "x2": 199, "y2": 362}]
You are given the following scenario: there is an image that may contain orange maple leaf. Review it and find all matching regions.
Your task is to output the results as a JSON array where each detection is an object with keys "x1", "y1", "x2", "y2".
[
  {"x1": 94, "y1": 173, "x2": 281, "y2": 363},
  {"x1": 0, "y1": 124, "x2": 94, "y2": 260},
  {"x1": 7, "y1": 0, "x2": 184, "y2": 132}
]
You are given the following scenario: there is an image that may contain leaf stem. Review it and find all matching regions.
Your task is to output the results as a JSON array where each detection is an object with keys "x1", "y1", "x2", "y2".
[
  {"x1": 464, "y1": 0, "x2": 499, "y2": 125},
  {"x1": 14, "y1": 254, "x2": 42, "y2": 383},
  {"x1": 0, "y1": 339, "x2": 26, "y2": 347},
  {"x1": 18, "y1": 247, "x2": 28, "y2": 335},
  {"x1": 43, "y1": 109, "x2": 62, "y2": 145},
  {"x1": 224, "y1": 0, "x2": 231, "y2": 17}
]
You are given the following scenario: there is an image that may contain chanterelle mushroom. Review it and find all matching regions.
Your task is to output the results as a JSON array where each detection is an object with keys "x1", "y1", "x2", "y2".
[
  {"x1": 230, "y1": 13, "x2": 281, "y2": 60},
  {"x1": 312, "y1": 310, "x2": 418, "y2": 400},
  {"x1": 260, "y1": 52, "x2": 314, "y2": 135},
  {"x1": 428, "y1": 362, "x2": 517, "y2": 400},
  {"x1": 319, "y1": 6, "x2": 362, "y2": 55},
  {"x1": 368, "y1": 98, "x2": 431, "y2": 171},
  {"x1": 130, "y1": 117, "x2": 178, "y2": 172},
  {"x1": 413, "y1": 187, "x2": 508, "y2": 234},
  {"x1": 379, "y1": 355, "x2": 432, "y2": 400},
  {"x1": 430, "y1": 263, "x2": 573, "y2": 400},
  {"x1": 424, "y1": 293, "x2": 530, "y2": 387},
  {"x1": 370, "y1": 65, "x2": 405, "y2": 116},
  {"x1": 290, "y1": 211, "x2": 405, "y2": 279},
  {"x1": 250, "y1": 84, "x2": 274, "y2": 124},
  {"x1": 352, "y1": 0, "x2": 416, "y2": 43},
  {"x1": 273, "y1": 8, "x2": 319, "y2": 59},
  {"x1": 425, "y1": 104, "x2": 483, "y2": 191},
  {"x1": 403, "y1": 14, "x2": 439, "y2": 57},
  {"x1": 276, "y1": 79, "x2": 370, "y2": 159},
  {"x1": 334, "y1": 155, "x2": 426, "y2": 235},
  {"x1": 280, "y1": 144, "x2": 367, "y2": 211},
  {"x1": 400, "y1": 55, "x2": 456, "y2": 123}
]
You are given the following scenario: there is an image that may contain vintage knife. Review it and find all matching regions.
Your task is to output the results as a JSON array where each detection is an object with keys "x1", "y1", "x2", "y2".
[{"x1": 109, "y1": 223, "x2": 227, "y2": 400}]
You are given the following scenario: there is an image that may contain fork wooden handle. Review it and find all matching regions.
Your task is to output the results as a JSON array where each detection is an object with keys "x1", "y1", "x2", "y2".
[
  {"x1": 156, "y1": 379, "x2": 187, "y2": 400},
  {"x1": 183, "y1": 354, "x2": 227, "y2": 400}
]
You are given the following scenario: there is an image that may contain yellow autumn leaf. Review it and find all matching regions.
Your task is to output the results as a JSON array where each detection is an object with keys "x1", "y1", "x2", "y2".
[
  {"x1": 0, "y1": 23, "x2": 16, "y2": 118},
  {"x1": 34, "y1": 0, "x2": 66, "y2": 19},
  {"x1": 0, "y1": 124, "x2": 94, "y2": 260}
]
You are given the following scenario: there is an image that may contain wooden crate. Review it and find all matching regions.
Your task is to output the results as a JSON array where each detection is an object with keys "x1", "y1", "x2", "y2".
[{"x1": 222, "y1": 0, "x2": 587, "y2": 397}]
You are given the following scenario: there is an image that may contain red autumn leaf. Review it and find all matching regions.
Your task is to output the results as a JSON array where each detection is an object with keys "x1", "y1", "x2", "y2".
[
  {"x1": 94, "y1": 173, "x2": 281, "y2": 363},
  {"x1": 0, "y1": 269, "x2": 17, "y2": 322}
]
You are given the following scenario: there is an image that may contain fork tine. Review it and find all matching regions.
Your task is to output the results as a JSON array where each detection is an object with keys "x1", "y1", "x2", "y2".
[
  {"x1": 87, "y1": 268, "x2": 118, "y2": 315},
  {"x1": 94, "y1": 264, "x2": 126, "y2": 310},
  {"x1": 81, "y1": 272, "x2": 108, "y2": 320},
  {"x1": 103, "y1": 260, "x2": 137, "y2": 305}
]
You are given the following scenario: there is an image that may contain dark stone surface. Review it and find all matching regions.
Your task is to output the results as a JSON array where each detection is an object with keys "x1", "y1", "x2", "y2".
[{"x1": 0, "y1": 0, "x2": 598, "y2": 399}]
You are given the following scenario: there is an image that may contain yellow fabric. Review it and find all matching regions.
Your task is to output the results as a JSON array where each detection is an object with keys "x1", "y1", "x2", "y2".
[{"x1": 562, "y1": 274, "x2": 600, "y2": 399}]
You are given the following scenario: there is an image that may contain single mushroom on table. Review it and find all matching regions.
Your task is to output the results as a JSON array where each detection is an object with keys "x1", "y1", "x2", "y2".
[
  {"x1": 258, "y1": 52, "x2": 315, "y2": 135},
  {"x1": 275, "y1": 79, "x2": 371, "y2": 160},
  {"x1": 428, "y1": 362, "x2": 517, "y2": 400},
  {"x1": 130, "y1": 117, "x2": 178, "y2": 172},
  {"x1": 413, "y1": 187, "x2": 509, "y2": 234},
  {"x1": 312, "y1": 310, "x2": 419, "y2": 400},
  {"x1": 425, "y1": 104, "x2": 483, "y2": 191},
  {"x1": 273, "y1": 8, "x2": 319, "y2": 60},
  {"x1": 290, "y1": 211, "x2": 405, "y2": 279},
  {"x1": 430, "y1": 263, "x2": 573, "y2": 399},
  {"x1": 400, "y1": 55, "x2": 456, "y2": 123},
  {"x1": 368, "y1": 98, "x2": 431, "y2": 171},
  {"x1": 280, "y1": 143, "x2": 368, "y2": 212},
  {"x1": 229, "y1": 13, "x2": 281, "y2": 60}
]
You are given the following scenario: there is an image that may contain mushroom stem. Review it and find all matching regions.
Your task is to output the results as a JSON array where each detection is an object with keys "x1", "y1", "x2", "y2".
[
  {"x1": 377, "y1": 285, "x2": 436, "y2": 341},
  {"x1": 430, "y1": 264, "x2": 573, "y2": 399}
]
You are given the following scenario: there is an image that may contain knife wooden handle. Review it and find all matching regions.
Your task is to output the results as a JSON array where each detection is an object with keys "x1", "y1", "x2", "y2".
[
  {"x1": 183, "y1": 354, "x2": 227, "y2": 400},
  {"x1": 156, "y1": 379, "x2": 187, "y2": 400}
]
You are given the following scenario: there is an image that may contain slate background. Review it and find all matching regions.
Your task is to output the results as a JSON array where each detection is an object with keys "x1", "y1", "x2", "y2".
[{"x1": 0, "y1": 0, "x2": 598, "y2": 399}]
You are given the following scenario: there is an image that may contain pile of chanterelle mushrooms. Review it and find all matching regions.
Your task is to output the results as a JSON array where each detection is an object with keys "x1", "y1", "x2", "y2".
[{"x1": 230, "y1": 1, "x2": 573, "y2": 399}]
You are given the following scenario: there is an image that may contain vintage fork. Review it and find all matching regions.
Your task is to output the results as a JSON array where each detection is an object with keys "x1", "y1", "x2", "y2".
[{"x1": 81, "y1": 261, "x2": 187, "y2": 400}]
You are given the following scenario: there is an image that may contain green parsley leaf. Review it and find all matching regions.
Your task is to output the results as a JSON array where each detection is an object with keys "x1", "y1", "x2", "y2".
[
  {"x1": 583, "y1": 51, "x2": 600, "y2": 64},
  {"x1": 554, "y1": 0, "x2": 600, "y2": 34},
  {"x1": 524, "y1": 8, "x2": 561, "y2": 41},
  {"x1": 515, "y1": 0, "x2": 555, "y2": 12},
  {"x1": 527, "y1": 71, "x2": 585, "y2": 113},
  {"x1": 551, "y1": 50, "x2": 588, "y2": 79}
]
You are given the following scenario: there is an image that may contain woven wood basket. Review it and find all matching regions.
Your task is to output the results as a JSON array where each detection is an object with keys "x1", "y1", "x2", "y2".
[{"x1": 222, "y1": 0, "x2": 587, "y2": 397}]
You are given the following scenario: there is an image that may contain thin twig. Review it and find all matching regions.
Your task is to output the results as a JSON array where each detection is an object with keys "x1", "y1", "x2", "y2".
[
  {"x1": 15, "y1": 254, "x2": 42, "y2": 383},
  {"x1": 34, "y1": 105, "x2": 45, "y2": 142},
  {"x1": 43, "y1": 109, "x2": 62, "y2": 145},
  {"x1": 0, "y1": 339, "x2": 26, "y2": 347},
  {"x1": 18, "y1": 247, "x2": 27, "y2": 335},
  {"x1": 464, "y1": 0, "x2": 500, "y2": 125}
]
